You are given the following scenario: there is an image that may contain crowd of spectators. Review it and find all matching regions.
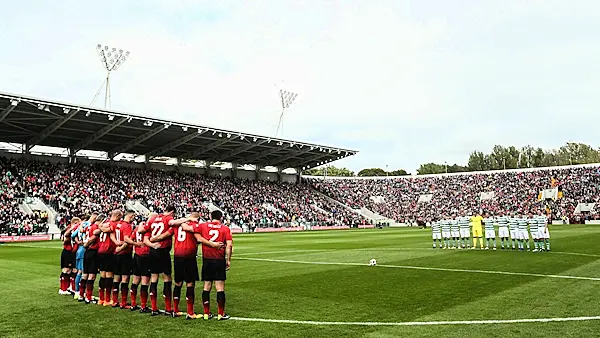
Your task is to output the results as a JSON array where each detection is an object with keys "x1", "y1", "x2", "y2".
[
  {"x1": 12, "y1": 155, "x2": 599, "y2": 230},
  {"x1": 5, "y1": 157, "x2": 367, "y2": 229},
  {"x1": 0, "y1": 158, "x2": 49, "y2": 235},
  {"x1": 306, "y1": 166, "x2": 600, "y2": 223}
]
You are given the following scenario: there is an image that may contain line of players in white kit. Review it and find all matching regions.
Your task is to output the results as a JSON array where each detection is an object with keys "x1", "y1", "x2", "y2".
[{"x1": 431, "y1": 210, "x2": 551, "y2": 252}]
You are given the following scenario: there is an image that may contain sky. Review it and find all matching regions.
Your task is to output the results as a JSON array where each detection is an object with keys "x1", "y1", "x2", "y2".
[{"x1": 1, "y1": 0, "x2": 600, "y2": 173}]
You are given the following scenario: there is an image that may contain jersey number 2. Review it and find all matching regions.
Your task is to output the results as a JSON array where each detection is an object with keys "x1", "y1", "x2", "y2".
[{"x1": 208, "y1": 229, "x2": 219, "y2": 242}]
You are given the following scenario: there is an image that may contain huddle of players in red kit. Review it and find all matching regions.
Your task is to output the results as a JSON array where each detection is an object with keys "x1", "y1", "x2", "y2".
[{"x1": 59, "y1": 206, "x2": 234, "y2": 320}]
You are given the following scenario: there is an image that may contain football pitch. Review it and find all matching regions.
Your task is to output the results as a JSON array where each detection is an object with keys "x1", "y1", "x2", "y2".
[{"x1": 2, "y1": 226, "x2": 600, "y2": 338}]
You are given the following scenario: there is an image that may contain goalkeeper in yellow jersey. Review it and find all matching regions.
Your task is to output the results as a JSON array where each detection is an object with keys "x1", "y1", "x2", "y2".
[{"x1": 471, "y1": 212, "x2": 484, "y2": 249}]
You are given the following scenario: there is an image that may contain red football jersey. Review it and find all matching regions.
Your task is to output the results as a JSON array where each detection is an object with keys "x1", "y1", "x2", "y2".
[
  {"x1": 172, "y1": 222, "x2": 198, "y2": 258},
  {"x1": 63, "y1": 232, "x2": 73, "y2": 251},
  {"x1": 98, "y1": 221, "x2": 117, "y2": 254},
  {"x1": 143, "y1": 214, "x2": 174, "y2": 250},
  {"x1": 70, "y1": 223, "x2": 80, "y2": 252},
  {"x1": 115, "y1": 220, "x2": 133, "y2": 255},
  {"x1": 192, "y1": 221, "x2": 232, "y2": 260},
  {"x1": 133, "y1": 225, "x2": 150, "y2": 256},
  {"x1": 86, "y1": 223, "x2": 100, "y2": 250}
]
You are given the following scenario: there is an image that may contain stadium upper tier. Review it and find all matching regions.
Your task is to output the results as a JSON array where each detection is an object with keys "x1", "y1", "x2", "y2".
[
  {"x1": 306, "y1": 164, "x2": 600, "y2": 222},
  {"x1": 0, "y1": 91, "x2": 357, "y2": 170}
]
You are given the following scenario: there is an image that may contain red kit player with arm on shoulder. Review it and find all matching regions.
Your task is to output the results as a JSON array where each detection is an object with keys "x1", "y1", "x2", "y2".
[
  {"x1": 112, "y1": 210, "x2": 135, "y2": 309},
  {"x1": 83, "y1": 214, "x2": 104, "y2": 304},
  {"x1": 187, "y1": 210, "x2": 233, "y2": 320},
  {"x1": 138, "y1": 205, "x2": 189, "y2": 316},
  {"x1": 126, "y1": 213, "x2": 157, "y2": 313},
  {"x1": 151, "y1": 211, "x2": 224, "y2": 319},
  {"x1": 59, "y1": 217, "x2": 80, "y2": 295},
  {"x1": 97, "y1": 209, "x2": 122, "y2": 306}
]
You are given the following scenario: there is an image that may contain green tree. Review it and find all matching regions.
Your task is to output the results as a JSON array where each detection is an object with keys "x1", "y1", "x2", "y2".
[
  {"x1": 388, "y1": 169, "x2": 410, "y2": 176},
  {"x1": 304, "y1": 166, "x2": 354, "y2": 177},
  {"x1": 357, "y1": 168, "x2": 387, "y2": 176},
  {"x1": 468, "y1": 151, "x2": 487, "y2": 171},
  {"x1": 416, "y1": 163, "x2": 447, "y2": 175}
]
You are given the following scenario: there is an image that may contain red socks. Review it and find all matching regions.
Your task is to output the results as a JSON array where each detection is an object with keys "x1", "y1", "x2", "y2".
[
  {"x1": 85, "y1": 280, "x2": 94, "y2": 301},
  {"x1": 140, "y1": 285, "x2": 148, "y2": 309},
  {"x1": 130, "y1": 284, "x2": 138, "y2": 307},
  {"x1": 202, "y1": 290, "x2": 210, "y2": 314},
  {"x1": 120, "y1": 283, "x2": 128, "y2": 307},
  {"x1": 150, "y1": 282, "x2": 158, "y2": 311},
  {"x1": 186, "y1": 287, "x2": 195, "y2": 316},
  {"x1": 216, "y1": 291, "x2": 225, "y2": 316}
]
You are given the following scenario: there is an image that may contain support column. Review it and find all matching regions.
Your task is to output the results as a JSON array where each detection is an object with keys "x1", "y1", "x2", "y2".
[
  {"x1": 295, "y1": 167, "x2": 302, "y2": 184},
  {"x1": 276, "y1": 167, "x2": 283, "y2": 182},
  {"x1": 254, "y1": 165, "x2": 263, "y2": 180},
  {"x1": 205, "y1": 160, "x2": 213, "y2": 176},
  {"x1": 231, "y1": 162, "x2": 238, "y2": 179},
  {"x1": 175, "y1": 157, "x2": 182, "y2": 172},
  {"x1": 68, "y1": 148, "x2": 76, "y2": 164},
  {"x1": 22, "y1": 144, "x2": 31, "y2": 161},
  {"x1": 144, "y1": 155, "x2": 150, "y2": 170}
]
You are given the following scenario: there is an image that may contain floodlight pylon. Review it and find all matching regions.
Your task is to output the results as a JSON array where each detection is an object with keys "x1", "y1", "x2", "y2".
[
  {"x1": 275, "y1": 89, "x2": 297, "y2": 138},
  {"x1": 90, "y1": 44, "x2": 131, "y2": 109}
]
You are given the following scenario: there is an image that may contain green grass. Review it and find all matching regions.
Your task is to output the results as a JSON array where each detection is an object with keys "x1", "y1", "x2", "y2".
[{"x1": 2, "y1": 225, "x2": 600, "y2": 337}]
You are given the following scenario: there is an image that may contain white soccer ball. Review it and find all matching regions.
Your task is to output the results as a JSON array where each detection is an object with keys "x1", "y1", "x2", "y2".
[{"x1": 369, "y1": 259, "x2": 377, "y2": 266}]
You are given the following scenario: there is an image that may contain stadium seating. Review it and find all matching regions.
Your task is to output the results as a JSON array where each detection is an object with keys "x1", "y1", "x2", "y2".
[
  {"x1": 0, "y1": 157, "x2": 49, "y2": 235},
  {"x1": 1, "y1": 157, "x2": 367, "y2": 232},
  {"x1": 306, "y1": 166, "x2": 600, "y2": 223},
  {"x1": 5, "y1": 155, "x2": 600, "y2": 234}
]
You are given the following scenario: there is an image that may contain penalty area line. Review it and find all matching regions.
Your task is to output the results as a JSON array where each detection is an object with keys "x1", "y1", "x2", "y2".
[
  {"x1": 235, "y1": 257, "x2": 600, "y2": 282},
  {"x1": 230, "y1": 315, "x2": 600, "y2": 326}
]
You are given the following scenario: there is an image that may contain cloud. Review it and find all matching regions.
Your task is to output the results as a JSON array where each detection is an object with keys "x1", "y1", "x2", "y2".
[{"x1": 1, "y1": 0, "x2": 600, "y2": 173}]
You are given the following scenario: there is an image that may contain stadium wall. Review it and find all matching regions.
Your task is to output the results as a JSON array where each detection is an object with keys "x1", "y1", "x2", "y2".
[{"x1": 0, "y1": 151, "x2": 298, "y2": 182}]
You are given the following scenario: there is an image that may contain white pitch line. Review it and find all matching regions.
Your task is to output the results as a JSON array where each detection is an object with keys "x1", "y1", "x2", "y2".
[
  {"x1": 550, "y1": 251, "x2": 600, "y2": 258},
  {"x1": 235, "y1": 249, "x2": 328, "y2": 257},
  {"x1": 235, "y1": 257, "x2": 600, "y2": 281},
  {"x1": 231, "y1": 315, "x2": 600, "y2": 326}
]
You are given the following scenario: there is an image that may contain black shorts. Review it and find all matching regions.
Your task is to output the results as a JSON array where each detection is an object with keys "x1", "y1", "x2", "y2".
[
  {"x1": 83, "y1": 249, "x2": 99, "y2": 274},
  {"x1": 149, "y1": 248, "x2": 172, "y2": 275},
  {"x1": 97, "y1": 253, "x2": 115, "y2": 273},
  {"x1": 114, "y1": 254, "x2": 133, "y2": 276},
  {"x1": 174, "y1": 256, "x2": 199, "y2": 283},
  {"x1": 60, "y1": 249, "x2": 75, "y2": 269},
  {"x1": 133, "y1": 254, "x2": 151, "y2": 277},
  {"x1": 201, "y1": 258, "x2": 226, "y2": 282}
]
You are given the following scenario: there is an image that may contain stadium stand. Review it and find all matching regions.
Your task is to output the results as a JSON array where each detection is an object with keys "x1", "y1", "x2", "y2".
[
  {"x1": 306, "y1": 165, "x2": 600, "y2": 225},
  {"x1": 0, "y1": 156, "x2": 369, "y2": 234},
  {"x1": 0, "y1": 157, "x2": 49, "y2": 235}
]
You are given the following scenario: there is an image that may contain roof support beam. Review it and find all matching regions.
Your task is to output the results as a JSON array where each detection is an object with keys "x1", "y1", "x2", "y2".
[
  {"x1": 109, "y1": 125, "x2": 165, "y2": 158},
  {"x1": 218, "y1": 139, "x2": 268, "y2": 162},
  {"x1": 145, "y1": 131, "x2": 205, "y2": 158},
  {"x1": 286, "y1": 153, "x2": 329, "y2": 170},
  {"x1": 25, "y1": 108, "x2": 79, "y2": 151},
  {"x1": 238, "y1": 146, "x2": 287, "y2": 164},
  {"x1": 180, "y1": 135, "x2": 240, "y2": 159},
  {"x1": 270, "y1": 148, "x2": 313, "y2": 167},
  {"x1": 71, "y1": 117, "x2": 127, "y2": 154},
  {"x1": 0, "y1": 100, "x2": 18, "y2": 124}
]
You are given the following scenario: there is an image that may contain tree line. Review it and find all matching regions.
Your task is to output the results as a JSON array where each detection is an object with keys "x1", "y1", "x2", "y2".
[{"x1": 303, "y1": 142, "x2": 600, "y2": 177}]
